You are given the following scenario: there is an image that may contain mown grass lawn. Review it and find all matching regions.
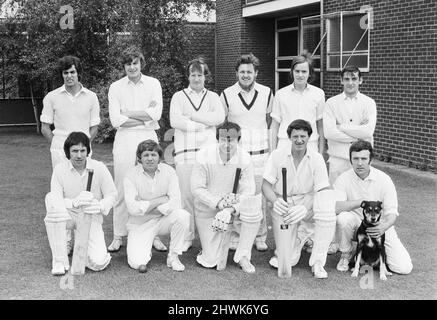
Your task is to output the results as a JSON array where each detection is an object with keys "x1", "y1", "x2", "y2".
[{"x1": 0, "y1": 127, "x2": 436, "y2": 300}]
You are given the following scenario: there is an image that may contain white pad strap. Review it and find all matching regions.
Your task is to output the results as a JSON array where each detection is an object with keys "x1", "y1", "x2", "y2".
[
  {"x1": 238, "y1": 194, "x2": 263, "y2": 223},
  {"x1": 313, "y1": 189, "x2": 344, "y2": 222},
  {"x1": 44, "y1": 192, "x2": 70, "y2": 222}
]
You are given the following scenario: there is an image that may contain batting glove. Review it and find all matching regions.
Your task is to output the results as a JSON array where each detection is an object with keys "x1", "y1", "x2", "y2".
[
  {"x1": 211, "y1": 208, "x2": 233, "y2": 232},
  {"x1": 83, "y1": 199, "x2": 102, "y2": 215},
  {"x1": 72, "y1": 191, "x2": 94, "y2": 208},
  {"x1": 283, "y1": 205, "x2": 308, "y2": 225},
  {"x1": 273, "y1": 198, "x2": 288, "y2": 216}
]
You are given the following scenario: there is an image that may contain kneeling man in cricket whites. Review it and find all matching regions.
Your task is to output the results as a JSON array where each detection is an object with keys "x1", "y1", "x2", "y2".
[
  {"x1": 263, "y1": 119, "x2": 343, "y2": 279},
  {"x1": 44, "y1": 132, "x2": 117, "y2": 275},
  {"x1": 124, "y1": 140, "x2": 190, "y2": 273},
  {"x1": 191, "y1": 121, "x2": 262, "y2": 273}
]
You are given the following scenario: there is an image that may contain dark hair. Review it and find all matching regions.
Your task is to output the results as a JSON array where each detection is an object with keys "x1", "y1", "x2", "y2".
[
  {"x1": 235, "y1": 53, "x2": 260, "y2": 72},
  {"x1": 63, "y1": 132, "x2": 90, "y2": 159},
  {"x1": 290, "y1": 51, "x2": 314, "y2": 83},
  {"x1": 136, "y1": 140, "x2": 163, "y2": 162},
  {"x1": 216, "y1": 121, "x2": 241, "y2": 141},
  {"x1": 121, "y1": 47, "x2": 145, "y2": 69},
  {"x1": 286, "y1": 119, "x2": 313, "y2": 138},
  {"x1": 186, "y1": 57, "x2": 210, "y2": 77},
  {"x1": 341, "y1": 65, "x2": 362, "y2": 79},
  {"x1": 58, "y1": 55, "x2": 82, "y2": 78},
  {"x1": 349, "y1": 140, "x2": 374, "y2": 162}
]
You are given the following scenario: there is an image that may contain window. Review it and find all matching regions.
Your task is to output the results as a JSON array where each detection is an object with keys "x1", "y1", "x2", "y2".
[
  {"x1": 326, "y1": 11, "x2": 370, "y2": 71},
  {"x1": 275, "y1": 17, "x2": 299, "y2": 90}
]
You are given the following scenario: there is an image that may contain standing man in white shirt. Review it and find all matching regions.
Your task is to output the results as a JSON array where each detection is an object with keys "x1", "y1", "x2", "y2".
[
  {"x1": 108, "y1": 48, "x2": 166, "y2": 253},
  {"x1": 270, "y1": 52, "x2": 326, "y2": 154},
  {"x1": 323, "y1": 65, "x2": 377, "y2": 185},
  {"x1": 124, "y1": 140, "x2": 190, "y2": 273},
  {"x1": 270, "y1": 52, "x2": 327, "y2": 253},
  {"x1": 170, "y1": 58, "x2": 225, "y2": 252},
  {"x1": 40, "y1": 55, "x2": 100, "y2": 169},
  {"x1": 334, "y1": 140, "x2": 412, "y2": 275},
  {"x1": 220, "y1": 53, "x2": 273, "y2": 252},
  {"x1": 44, "y1": 132, "x2": 117, "y2": 275}
]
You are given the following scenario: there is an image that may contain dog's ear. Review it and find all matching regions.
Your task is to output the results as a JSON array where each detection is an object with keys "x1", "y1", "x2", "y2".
[
  {"x1": 360, "y1": 200, "x2": 367, "y2": 208},
  {"x1": 377, "y1": 201, "x2": 383, "y2": 209}
]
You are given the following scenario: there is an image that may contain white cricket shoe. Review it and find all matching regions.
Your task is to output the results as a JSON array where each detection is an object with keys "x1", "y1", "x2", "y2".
[
  {"x1": 153, "y1": 237, "x2": 168, "y2": 252},
  {"x1": 107, "y1": 238, "x2": 123, "y2": 252},
  {"x1": 336, "y1": 254, "x2": 351, "y2": 272},
  {"x1": 239, "y1": 257, "x2": 255, "y2": 273},
  {"x1": 312, "y1": 262, "x2": 328, "y2": 279},
  {"x1": 181, "y1": 240, "x2": 192, "y2": 252},
  {"x1": 167, "y1": 255, "x2": 185, "y2": 272},
  {"x1": 269, "y1": 256, "x2": 278, "y2": 269},
  {"x1": 51, "y1": 262, "x2": 66, "y2": 276},
  {"x1": 255, "y1": 241, "x2": 268, "y2": 252}
]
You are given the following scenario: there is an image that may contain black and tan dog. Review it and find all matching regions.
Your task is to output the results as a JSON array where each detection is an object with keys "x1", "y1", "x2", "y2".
[{"x1": 350, "y1": 200, "x2": 392, "y2": 280}]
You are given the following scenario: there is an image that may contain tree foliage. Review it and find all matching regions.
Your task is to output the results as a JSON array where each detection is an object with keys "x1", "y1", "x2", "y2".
[{"x1": 1, "y1": 0, "x2": 215, "y2": 141}]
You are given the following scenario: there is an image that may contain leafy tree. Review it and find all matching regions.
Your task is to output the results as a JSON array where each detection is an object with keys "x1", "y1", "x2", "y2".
[{"x1": 2, "y1": 0, "x2": 215, "y2": 140}]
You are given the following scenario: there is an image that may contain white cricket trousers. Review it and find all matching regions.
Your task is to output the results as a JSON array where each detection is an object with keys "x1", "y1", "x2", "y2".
[
  {"x1": 195, "y1": 216, "x2": 260, "y2": 268},
  {"x1": 126, "y1": 209, "x2": 190, "y2": 269},
  {"x1": 175, "y1": 162, "x2": 196, "y2": 243},
  {"x1": 337, "y1": 211, "x2": 413, "y2": 274},
  {"x1": 328, "y1": 156, "x2": 352, "y2": 185},
  {"x1": 112, "y1": 129, "x2": 158, "y2": 237}
]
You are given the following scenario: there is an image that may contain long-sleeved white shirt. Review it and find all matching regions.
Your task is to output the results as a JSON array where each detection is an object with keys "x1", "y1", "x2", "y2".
[
  {"x1": 333, "y1": 167, "x2": 399, "y2": 218},
  {"x1": 123, "y1": 163, "x2": 182, "y2": 225},
  {"x1": 191, "y1": 144, "x2": 255, "y2": 219},
  {"x1": 170, "y1": 88, "x2": 225, "y2": 159},
  {"x1": 323, "y1": 91, "x2": 377, "y2": 160},
  {"x1": 108, "y1": 74, "x2": 162, "y2": 130},
  {"x1": 50, "y1": 158, "x2": 117, "y2": 223}
]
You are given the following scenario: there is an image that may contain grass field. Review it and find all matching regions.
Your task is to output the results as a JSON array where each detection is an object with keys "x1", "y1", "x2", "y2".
[{"x1": 0, "y1": 127, "x2": 436, "y2": 300}]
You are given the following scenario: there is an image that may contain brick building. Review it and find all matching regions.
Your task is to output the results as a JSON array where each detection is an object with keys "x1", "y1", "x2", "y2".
[{"x1": 215, "y1": 0, "x2": 437, "y2": 171}]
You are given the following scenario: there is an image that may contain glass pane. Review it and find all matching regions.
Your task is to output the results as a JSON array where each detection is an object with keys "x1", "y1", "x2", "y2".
[
  {"x1": 312, "y1": 58, "x2": 321, "y2": 69},
  {"x1": 343, "y1": 14, "x2": 368, "y2": 51},
  {"x1": 328, "y1": 55, "x2": 340, "y2": 69},
  {"x1": 278, "y1": 72, "x2": 291, "y2": 89},
  {"x1": 277, "y1": 17, "x2": 299, "y2": 30},
  {"x1": 278, "y1": 30, "x2": 298, "y2": 57},
  {"x1": 342, "y1": 54, "x2": 368, "y2": 69},
  {"x1": 302, "y1": 20, "x2": 321, "y2": 55},
  {"x1": 328, "y1": 17, "x2": 341, "y2": 52},
  {"x1": 277, "y1": 59, "x2": 292, "y2": 69}
]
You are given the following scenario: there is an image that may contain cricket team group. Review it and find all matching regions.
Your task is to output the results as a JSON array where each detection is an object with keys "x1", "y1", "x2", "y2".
[{"x1": 40, "y1": 48, "x2": 413, "y2": 280}]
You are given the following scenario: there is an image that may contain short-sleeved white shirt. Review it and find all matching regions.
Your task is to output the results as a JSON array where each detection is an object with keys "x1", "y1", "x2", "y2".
[
  {"x1": 333, "y1": 167, "x2": 399, "y2": 218},
  {"x1": 40, "y1": 85, "x2": 100, "y2": 137},
  {"x1": 271, "y1": 83, "x2": 325, "y2": 143},
  {"x1": 263, "y1": 147, "x2": 330, "y2": 198}
]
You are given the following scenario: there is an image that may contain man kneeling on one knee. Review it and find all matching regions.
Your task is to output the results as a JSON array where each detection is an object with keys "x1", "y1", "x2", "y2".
[
  {"x1": 262, "y1": 119, "x2": 339, "y2": 279},
  {"x1": 191, "y1": 121, "x2": 262, "y2": 273},
  {"x1": 334, "y1": 140, "x2": 413, "y2": 275},
  {"x1": 44, "y1": 132, "x2": 117, "y2": 275},
  {"x1": 124, "y1": 140, "x2": 190, "y2": 273}
]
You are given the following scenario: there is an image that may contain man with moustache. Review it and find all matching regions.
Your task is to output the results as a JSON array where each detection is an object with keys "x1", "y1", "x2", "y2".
[
  {"x1": 170, "y1": 58, "x2": 225, "y2": 252},
  {"x1": 107, "y1": 48, "x2": 166, "y2": 253},
  {"x1": 40, "y1": 55, "x2": 100, "y2": 169},
  {"x1": 220, "y1": 53, "x2": 273, "y2": 252}
]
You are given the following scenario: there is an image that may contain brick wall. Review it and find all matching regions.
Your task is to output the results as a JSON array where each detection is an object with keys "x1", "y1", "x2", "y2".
[
  {"x1": 216, "y1": 1, "x2": 275, "y2": 93},
  {"x1": 185, "y1": 22, "x2": 216, "y2": 89},
  {"x1": 323, "y1": 0, "x2": 437, "y2": 171}
]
